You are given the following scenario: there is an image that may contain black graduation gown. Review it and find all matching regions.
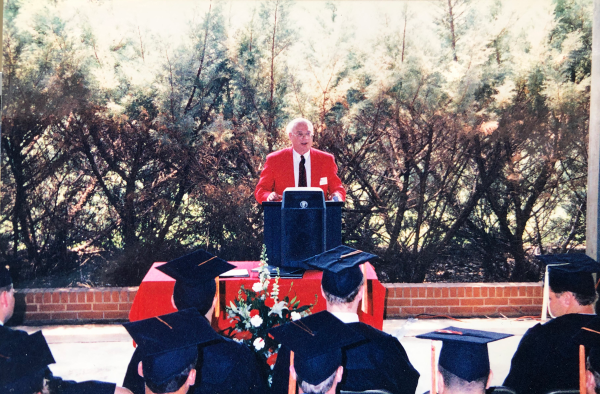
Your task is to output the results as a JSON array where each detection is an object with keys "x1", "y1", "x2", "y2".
[
  {"x1": 270, "y1": 321, "x2": 419, "y2": 394},
  {"x1": 0, "y1": 324, "x2": 28, "y2": 343},
  {"x1": 503, "y1": 313, "x2": 596, "y2": 394},
  {"x1": 123, "y1": 336, "x2": 267, "y2": 394}
]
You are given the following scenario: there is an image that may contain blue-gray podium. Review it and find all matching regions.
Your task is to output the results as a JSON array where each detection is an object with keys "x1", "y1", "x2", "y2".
[{"x1": 262, "y1": 189, "x2": 343, "y2": 268}]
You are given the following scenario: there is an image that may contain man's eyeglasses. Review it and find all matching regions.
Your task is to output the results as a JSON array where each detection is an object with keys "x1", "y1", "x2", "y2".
[{"x1": 292, "y1": 132, "x2": 313, "y2": 139}]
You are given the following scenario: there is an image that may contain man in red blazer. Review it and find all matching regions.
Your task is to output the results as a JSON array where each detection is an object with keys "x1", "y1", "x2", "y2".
[{"x1": 254, "y1": 118, "x2": 346, "y2": 203}]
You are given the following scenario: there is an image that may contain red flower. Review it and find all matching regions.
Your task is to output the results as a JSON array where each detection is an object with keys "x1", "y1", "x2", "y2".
[
  {"x1": 264, "y1": 297, "x2": 275, "y2": 308},
  {"x1": 236, "y1": 331, "x2": 252, "y2": 340},
  {"x1": 267, "y1": 352, "x2": 278, "y2": 366},
  {"x1": 250, "y1": 309, "x2": 260, "y2": 317}
]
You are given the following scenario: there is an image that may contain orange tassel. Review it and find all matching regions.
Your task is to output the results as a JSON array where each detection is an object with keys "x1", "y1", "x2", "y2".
[
  {"x1": 431, "y1": 342, "x2": 437, "y2": 394},
  {"x1": 289, "y1": 351, "x2": 296, "y2": 394},
  {"x1": 361, "y1": 264, "x2": 369, "y2": 314},
  {"x1": 215, "y1": 277, "x2": 220, "y2": 318},
  {"x1": 580, "y1": 344, "x2": 586, "y2": 394}
]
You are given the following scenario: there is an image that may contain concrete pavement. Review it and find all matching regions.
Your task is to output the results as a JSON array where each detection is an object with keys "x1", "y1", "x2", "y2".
[{"x1": 14, "y1": 317, "x2": 540, "y2": 393}]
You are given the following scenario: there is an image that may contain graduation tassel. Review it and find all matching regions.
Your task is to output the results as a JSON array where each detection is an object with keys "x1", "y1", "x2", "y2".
[
  {"x1": 542, "y1": 265, "x2": 550, "y2": 322},
  {"x1": 431, "y1": 341, "x2": 437, "y2": 394},
  {"x1": 580, "y1": 345, "x2": 586, "y2": 394},
  {"x1": 361, "y1": 264, "x2": 369, "y2": 314},
  {"x1": 215, "y1": 277, "x2": 220, "y2": 318},
  {"x1": 289, "y1": 351, "x2": 297, "y2": 394}
]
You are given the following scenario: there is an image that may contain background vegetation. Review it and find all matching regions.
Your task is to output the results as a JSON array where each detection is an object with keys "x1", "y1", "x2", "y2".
[{"x1": 0, "y1": 0, "x2": 592, "y2": 286}]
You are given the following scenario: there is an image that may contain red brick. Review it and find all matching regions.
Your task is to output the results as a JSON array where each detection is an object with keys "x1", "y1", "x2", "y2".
[
  {"x1": 78, "y1": 293, "x2": 85, "y2": 303},
  {"x1": 484, "y1": 298, "x2": 509, "y2": 306},
  {"x1": 119, "y1": 303, "x2": 133, "y2": 311},
  {"x1": 78, "y1": 312, "x2": 105, "y2": 319},
  {"x1": 25, "y1": 293, "x2": 35, "y2": 303},
  {"x1": 410, "y1": 288, "x2": 419, "y2": 298},
  {"x1": 52, "y1": 292, "x2": 59, "y2": 303},
  {"x1": 386, "y1": 307, "x2": 400, "y2": 316},
  {"x1": 436, "y1": 298, "x2": 460, "y2": 306},
  {"x1": 461, "y1": 298, "x2": 484, "y2": 306},
  {"x1": 403, "y1": 307, "x2": 425, "y2": 315},
  {"x1": 519, "y1": 306, "x2": 542, "y2": 315},
  {"x1": 480, "y1": 287, "x2": 488, "y2": 297},
  {"x1": 120, "y1": 291, "x2": 129, "y2": 302},
  {"x1": 60, "y1": 293, "x2": 69, "y2": 304},
  {"x1": 534, "y1": 286, "x2": 543, "y2": 297},
  {"x1": 43, "y1": 293, "x2": 51, "y2": 304},
  {"x1": 94, "y1": 292, "x2": 103, "y2": 303},
  {"x1": 434, "y1": 288, "x2": 442, "y2": 298},
  {"x1": 67, "y1": 303, "x2": 92, "y2": 311},
  {"x1": 111, "y1": 291, "x2": 119, "y2": 302},
  {"x1": 104, "y1": 311, "x2": 130, "y2": 320},
  {"x1": 39, "y1": 304, "x2": 66, "y2": 312},
  {"x1": 93, "y1": 303, "x2": 119, "y2": 311},
  {"x1": 423, "y1": 306, "x2": 450, "y2": 314},
  {"x1": 473, "y1": 307, "x2": 499, "y2": 315},
  {"x1": 473, "y1": 287, "x2": 481, "y2": 297},
  {"x1": 465, "y1": 287, "x2": 473, "y2": 297},
  {"x1": 526, "y1": 286, "x2": 534, "y2": 297},
  {"x1": 52, "y1": 312, "x2": 79, "y2": 320},
  {"x1": 387, "y1": 298, "x2": 412, "y2": 307},
  {"x1": 418, "y1": 288, "x2": 426, "y2": 298},
  {"x1": 519, "y1": 287, "x2": 527, "y2": 297},
  {"x1": 130, "y1": 290, "x2": 137, "y2": 299},
  {"x1": 68, "y1": 293, "x2": 77, "y2": 303},
  {"x1": 487, "y1": 287, "x2": 496, "y2": 297},
  {"x1": 413, "y1": 299, "x2": 436, "y2": 307},
  {"x1": 509, "y1": 298, "x2": 533, "y2": 305},
  {"x1": 457, "y1": 288, "x2": 465, "y2": 297},
  {"x1": 426, "y1": 288, "x2": 434, "y2": 297},
  {"x1": 24, "y1": 313, "x2": 52, "y2": 321},
  {"x1": 35, "y1": 293, "x2": 43, "y2": 304},
  {"x1": 25, "y1": 304, "x2": 38, "y2": 312},
  {"x1": 511, "y1": 287, "x2": 519, "y2": 297},
  {"x1": 86, "y1": 292, "x2": 94, "y2": 302},
  {"x1": 450, "y1": 288, "x2": 457, "y2": 297},
  {"x1": 449, "y1": 306, "x2": 474, "y2": 315},
  {"x1": 442, "y1": 288, "x2": 449, "y2": 298},
  {"x1": 498, "y1": 306, "x2": 519, "y2": 315}
]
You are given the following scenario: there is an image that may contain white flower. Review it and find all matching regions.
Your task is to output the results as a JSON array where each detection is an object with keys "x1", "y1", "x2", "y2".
[
  {"x1": 254, "y1": 337, "x2": 265, "y2": 350},
  {"x1": 269, "y1": 301, "x2": 288, "y2": 318},
  {"x1": 252, "y1": 282, "x2": 263, "y2": 292},
  {"x1": 291, "y1": 311, "x2": 301, "y2": 321},
  {"x1": 250, "y1": 315, "x2": 263, "y2": 327}
]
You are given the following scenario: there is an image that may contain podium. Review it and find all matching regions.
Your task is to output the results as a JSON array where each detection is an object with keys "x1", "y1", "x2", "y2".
[{"x1": 263, "y1": 188, "x2": 343, "y2": 267}]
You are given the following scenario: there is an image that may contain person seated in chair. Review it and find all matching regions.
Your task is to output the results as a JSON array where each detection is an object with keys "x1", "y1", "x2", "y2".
[
  {"x1": 269, "y1": 311, "x2": 364, "y2": 394},
  {"x1": 504, "y1": 254, "x2": 600, "y2": 394},
  {"x1": 574, "y1": 316, "x2": 600, "y2": 394},
  {"x1": 123, "y1": 250, "x2": 266, "y2": 394},
  {"x1": 416, "y1": 327, "x2": 513, "y2": 394}
]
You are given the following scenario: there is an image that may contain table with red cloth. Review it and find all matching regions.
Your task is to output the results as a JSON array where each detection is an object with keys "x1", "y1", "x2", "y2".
[{"x1": 129, "y1": 261, "x2": 386, "y2": 330}]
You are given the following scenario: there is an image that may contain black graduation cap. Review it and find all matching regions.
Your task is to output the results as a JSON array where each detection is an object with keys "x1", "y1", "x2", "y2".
[
  {"x1": 574, "y1": 316, "x2": 600, "y2": 373},
  {"x1": 156, "y1": 249, "x2": 235, "y2": 313},
  {"x1": 0, "y1": 265, "x2": 12, "y2": 287},
  {"x1": 416, "y1": 326, "x2": 512, "y2": 382},
  {"x1": 0, "y1": 330, "x2": 56, "y2": 394},
  {"x1": 269, "y1": 311, "x2": 364, "y2": 385},
  {"x1": 123, "y1": 308, "x2": 221, "y2": 389},
  {"x1": 60, "y1": 381, "x2": 117, "y2": 394},
  {"x1": 298, "y1": 245, "x2": 377, "y2": 298},
  {"x1": 537, "y1": 254, "x2": 600, "y2": 297}
]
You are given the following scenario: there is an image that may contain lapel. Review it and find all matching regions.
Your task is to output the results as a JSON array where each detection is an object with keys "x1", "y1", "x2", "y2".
[{"x1": 310, "y1": 148, "x2": 320, "y2": 186}]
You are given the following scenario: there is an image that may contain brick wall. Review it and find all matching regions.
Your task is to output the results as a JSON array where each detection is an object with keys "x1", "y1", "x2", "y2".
[
  {"x1": 10, "y1": 283, "x2": 543, "y2": 324},
  {"x1": 384, "y1": 282, "x2": 543, "y2": 318},
  {"x1": 13, "y1": 287, "x2": 138, "y2": 324}
]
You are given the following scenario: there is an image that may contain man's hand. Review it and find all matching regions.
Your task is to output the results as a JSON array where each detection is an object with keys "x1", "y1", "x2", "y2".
[
  {"x1": 267, "y1": 192, "x2": 282, "y2": 202},
  {"x1": 331, "y1": 192, "x2": 343, "y2": 202}
]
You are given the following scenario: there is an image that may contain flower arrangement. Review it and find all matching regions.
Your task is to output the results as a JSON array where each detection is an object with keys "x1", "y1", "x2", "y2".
[{"x1": 225, "y1": 246, "x2": 315, "y2": 385}]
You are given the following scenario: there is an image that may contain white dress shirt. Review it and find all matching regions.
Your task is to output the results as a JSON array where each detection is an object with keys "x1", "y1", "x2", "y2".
[
  {"x1": 330, "y1": 311, "x2": 359, "y2": 323},
  {"x1": 292, "y1": 149, "x2": 311, "y2": 187}
]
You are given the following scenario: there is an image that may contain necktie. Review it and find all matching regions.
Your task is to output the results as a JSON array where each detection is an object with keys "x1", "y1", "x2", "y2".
[{"x1": 299, "y1": 155, "x2": 307, "y2": 187}]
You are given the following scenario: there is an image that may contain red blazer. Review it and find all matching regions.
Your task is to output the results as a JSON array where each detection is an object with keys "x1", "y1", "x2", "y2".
[{"x1": 254, "y1": 147, "x2": 346, "y2": 203}]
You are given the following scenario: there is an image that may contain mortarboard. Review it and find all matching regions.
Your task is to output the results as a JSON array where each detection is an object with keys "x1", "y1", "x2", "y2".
[
  {"x1": 157, "y1": 249, "x2": 235, "y2": 315},
  {"x1": 298, "y1": 245, "x2": 377, "y2": 298},
  {"x1": 416, "y1": 326, "x2": 512, "y2": 382},
  {"x1": 537, "y1": 254, "x2": 600, "y2": 320},
  {"x1": 574, "y1": 316, "x2": 600, "y2": 373},
  {"x1": 123, "y1": 308, "x2": 222, "y2": 390},
  {"x1": 269, "y1": 311, "x2": 364, "y2": 386},
  {"x1": 0, "y1": 265, "x2": 12, "y2": 287},
  {"x1": 0, "y1": 330, "x2": 55, "y2": 394}
]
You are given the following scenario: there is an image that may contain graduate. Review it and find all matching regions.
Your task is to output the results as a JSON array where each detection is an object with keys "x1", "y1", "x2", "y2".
[
  {"x1": 122, "y1": 249, "x2": 267, "y2": 394},
  {"x1": 503, "y1": 254, "x2": 600, "y2": 394},
  {"x1": 269, "y1": 310, "x2": 365, "y2": 394},
  {"x1": 573, "y1": 316, "x2": 600, "y2": 394},
  {"x1": 271, "y1": 246, "x2": 419, "y2": 394},
  {"x1": 416, "y1": 327, "x2": 512, "y2": 394}
]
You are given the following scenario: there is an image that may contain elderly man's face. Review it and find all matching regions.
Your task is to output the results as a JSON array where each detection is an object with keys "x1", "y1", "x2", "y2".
[{"x1": 288, "y1": 121, "x2": 313, "y2": 155}]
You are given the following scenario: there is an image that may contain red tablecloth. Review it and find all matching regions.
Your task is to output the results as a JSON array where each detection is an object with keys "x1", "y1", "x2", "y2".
[{"x1": 129, "y1": 261, "x2": 385, "y2": 330}]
